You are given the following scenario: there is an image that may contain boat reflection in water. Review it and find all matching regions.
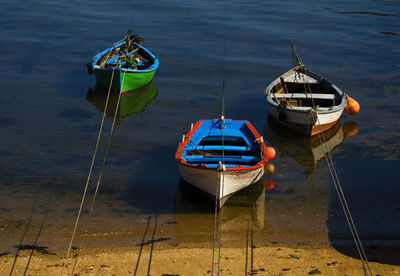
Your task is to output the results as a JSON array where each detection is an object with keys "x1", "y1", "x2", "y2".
[
  {"x1": 86, "y1": 79, "x2": 158, "y2": 119},
  {"x1": 174, "y1": 178, "x2": 267, "y2": 229},
  {"x1": 264, "y1": 116, "x2": 358, "y2": 177}
]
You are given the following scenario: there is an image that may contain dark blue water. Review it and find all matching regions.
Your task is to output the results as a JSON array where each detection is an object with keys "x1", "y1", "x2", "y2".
[{"x1": 0, "y1": 0, "x2": 399, "y2": 263}]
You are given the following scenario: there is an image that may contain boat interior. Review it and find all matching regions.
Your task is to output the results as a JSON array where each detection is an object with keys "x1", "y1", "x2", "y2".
[
  {"x1": 271, "y1": 78, "x2": 341, "y2": 108},
  {"x1": 96, "y1": 42, "x2": 154, "y2": 70},
  {"x1": 183, "y1": 135, "x2": 261, "y2": 168}
]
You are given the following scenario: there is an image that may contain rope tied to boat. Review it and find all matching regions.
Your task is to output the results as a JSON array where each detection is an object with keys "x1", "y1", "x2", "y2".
[
  {"x1": 62, "y1": 67, "x2": 127, "y2": 276},
  {"x1": 293, "y1": 42, "x2": 372, "y2": 275},
  {"x1": 211, "y1": 82, "x2": 227, "y2": 276}
]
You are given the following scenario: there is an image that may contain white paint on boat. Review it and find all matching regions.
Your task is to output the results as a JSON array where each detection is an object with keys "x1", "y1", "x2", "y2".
[{"x1": 177, "y1": 163, "x2": 264, "y2": 202}]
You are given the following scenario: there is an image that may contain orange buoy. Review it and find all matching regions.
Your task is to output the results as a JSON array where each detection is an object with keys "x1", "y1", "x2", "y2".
[
  {"x1": 344, "y1": 93, "x2": 360, "y2": 115},
  {"x1": 263, "y1": 146, "x2": 276, "y2": 160},
  {"x1": 263, "y1": 179, "x2": 275, "y2": 190},
  {"x1": 264, "y1": 162, "x2": 276, "y2": 174},
  {"x1": 342, "y1": 120, "x2": 359, "y2": 138}
]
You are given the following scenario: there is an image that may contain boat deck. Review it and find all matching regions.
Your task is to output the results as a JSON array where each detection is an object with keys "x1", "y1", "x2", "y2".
[{"x1": 181, "y1": 120, "x2": 262, "y2": 168}]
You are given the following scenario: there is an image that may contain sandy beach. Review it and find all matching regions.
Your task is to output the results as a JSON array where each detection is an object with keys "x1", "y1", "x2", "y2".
[
  {"x1": 1, "y1": 242, "x2": 399, "y2": 275},
  {"x1": 1, "y1": 181, "x2": 399, "y2": 275}
]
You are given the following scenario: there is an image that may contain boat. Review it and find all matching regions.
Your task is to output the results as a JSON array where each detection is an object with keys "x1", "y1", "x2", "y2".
[
  {"x1": 265, "y1": 43, "x2": 358, "y2": 136},
  {"x1": 175, "y1": 118, "x2": 276, "y2": 207},
  {"x1": 86, "y1": 79, "x2": 158, "y2": 119},
  {"x1": 87, "y1": 30, "x2": 159, "y2": 92}
]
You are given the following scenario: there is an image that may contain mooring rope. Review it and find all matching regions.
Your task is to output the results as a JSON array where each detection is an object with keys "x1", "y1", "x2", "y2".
[
  {"x1": 217, "y1": 170, "x2": 225, "y2": 276},
  {"x1": 298, "y1": 63, "x2": 372, "y2": 275},
  {"x1": 212, "y1": 0, "x2": 229, "y2": 270},
  {"x1": 61, "y1": 68, "x2": 116, "y2": 276},
  {"x1": 68, "y1": 70, "x2": 127, "y2": 276},
  {"x1": 211, "y1": 168, "x2": 220, "y2": 276},
  {"x1": 217, "y1": 83, "x2": 226, "y2": 276},
  {"x1": 212, "y1": 82, "x2": 226, "y2": 275}
]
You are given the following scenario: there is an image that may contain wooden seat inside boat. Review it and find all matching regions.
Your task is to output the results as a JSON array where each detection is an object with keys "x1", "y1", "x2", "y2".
[
  {"x1": 271, "y1": 79, "x2": 338, "y2": 107},
  {"x1": 273, "y1": 93, "x2": 335, "y2": 100},
  {"x1": 183, "y1": 135, "x2": 260, "y2": 167}
]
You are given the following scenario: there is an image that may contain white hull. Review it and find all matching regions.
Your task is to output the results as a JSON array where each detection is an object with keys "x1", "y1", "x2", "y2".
[
  {"x1": 265, "y1": 65, "x2": 347, "y2": 136},
  {"x1": 268, "y1": 103, "x2": 344, "y2": 134},
  {"x1": 177, "y1": 163, "x2": 264, "y2": 203}
]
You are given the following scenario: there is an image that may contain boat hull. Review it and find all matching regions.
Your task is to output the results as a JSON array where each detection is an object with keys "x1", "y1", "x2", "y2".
[
  {"x1": 267, "y1": 104, "x2": 344, "y2": 136},
  {"x1": 177, "y1": 162, "x2": 264, "y2": 205},
  {"x1": 94, "y1": 68, "x2": 156, "y2": 92}
]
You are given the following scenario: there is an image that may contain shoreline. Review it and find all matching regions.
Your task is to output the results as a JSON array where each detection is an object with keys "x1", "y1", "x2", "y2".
[{"x1": 1, "y1": 242, "x2": 399, "y2": 275}]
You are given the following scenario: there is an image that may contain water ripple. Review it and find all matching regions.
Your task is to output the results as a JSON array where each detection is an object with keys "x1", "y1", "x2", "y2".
[{"x1": 336, "y1": 11, "x2": 399, "y2": 17}]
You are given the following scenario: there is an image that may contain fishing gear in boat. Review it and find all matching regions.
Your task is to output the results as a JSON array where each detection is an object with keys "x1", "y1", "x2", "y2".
[{"x1": 86, "y1": 30, "x2": 158, "y2": 92}]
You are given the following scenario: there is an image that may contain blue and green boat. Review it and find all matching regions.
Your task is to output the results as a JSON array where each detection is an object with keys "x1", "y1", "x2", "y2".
[{"x1": 87, "y1": 31, "x2": 159, "y2": 92}]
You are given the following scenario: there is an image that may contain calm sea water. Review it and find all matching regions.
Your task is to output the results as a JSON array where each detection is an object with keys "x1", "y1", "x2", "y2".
[{"x1": 0, "y1": 0, "x2": 399, "y2": 263}]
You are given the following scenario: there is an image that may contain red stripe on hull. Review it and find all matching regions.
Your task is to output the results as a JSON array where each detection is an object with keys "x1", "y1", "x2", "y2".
[
  {"x1": 311, "y1": 120, "x2": 339, "y2": 136},
  {"x1": 269, "y1": 116, "x2": 339, "y2": 136}
]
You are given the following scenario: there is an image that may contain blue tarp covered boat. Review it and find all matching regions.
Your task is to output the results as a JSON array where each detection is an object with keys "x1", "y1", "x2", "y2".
[{"x1": 175, "y1": 118, "x2": 275, "y2": 207}]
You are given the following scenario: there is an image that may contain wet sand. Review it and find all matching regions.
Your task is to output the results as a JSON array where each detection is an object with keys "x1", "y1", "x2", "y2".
[
  {"x1": 1, "y1": 242, "x2": 399, "y2": 275},
  {"x1": 1, "y1": 182, "x2": 399, "y2": 275}
]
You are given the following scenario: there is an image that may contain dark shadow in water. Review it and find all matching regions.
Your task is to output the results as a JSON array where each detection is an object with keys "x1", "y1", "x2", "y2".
[
  {"x1": 86, "y1": 80, "x2": 158, "y2": 121},
  {"x1": 264, "y1": 117, "x2": 400, "y2": 266},
  {"x1": 380, "y1": 31, "x2": 399, "y2": 36},
  {"x1": 174, "y1": 179, "x2": 267, "y2": 228},
  {"x1": 174, "y1": 178, "x2": 266, "y2": 212},
  {"x1": 335, "y1": 11, "x2": 399, "y2": 17},
  {"x1": 327, "y1": 160, "x2": 400, "y2": 266},
  {"x1": 173, "y1": 179, "x2": 215, "y2": 214}
]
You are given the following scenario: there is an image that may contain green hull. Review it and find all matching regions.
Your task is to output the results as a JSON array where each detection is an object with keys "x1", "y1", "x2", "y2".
[{"x1": 94, "y1": 68, "x2": 156, "y2": 92}]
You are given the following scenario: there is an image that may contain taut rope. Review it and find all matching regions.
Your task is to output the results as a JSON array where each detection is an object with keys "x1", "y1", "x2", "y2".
[
  {"x1": 211, "y1": 82, "x2": 226, "y2": 276},
  {"x1": 62, "y1": 67, "x2": 127, "y2": 276},
  {"x1": 61, "y1": 68, "x2": 116, "y2": 275},
  {"x1": 69, "y1": 69, "x2": 128, "y2": 275},
  {"x1": 294, "y1": 52, "x2": 372, "y2": 275}
]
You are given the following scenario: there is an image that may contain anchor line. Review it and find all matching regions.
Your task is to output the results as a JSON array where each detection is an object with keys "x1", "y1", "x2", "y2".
[
  {"x1": 298, "y1": 61, "x2": 372, "y2": 275},
  {"x1": 217, "y1": 168, "x2": 225, "y2": 276},
  {"x1": 62, "y1": 68, "x2": 126, "y2": 275},
  {"x1": 70, "y1": 69, "x2": 128, "y2": 276},
  {"x1": 212, "y1": 0, "x2": 229, "y2": 271},
  {"x1": 212, "y1": 82, "x2": 226, "y2": 276},
  {"x1": 61, "y1": 68, "x2": 115, "y2": 275},
  {"x1": 211, "y1": 168, "x2": 220, "y2": 276},
  {"x1": 217, "y1": 83, "x2": 226, "y2": 276}
]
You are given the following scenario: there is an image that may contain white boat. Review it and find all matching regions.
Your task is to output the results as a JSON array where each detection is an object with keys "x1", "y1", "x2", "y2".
[
  {"x1": 265, "y1": 45, "x2": 347, "y2": 136},
  {"x1": 175, "y1": 118, "x2": 275, "y2": 208}
]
